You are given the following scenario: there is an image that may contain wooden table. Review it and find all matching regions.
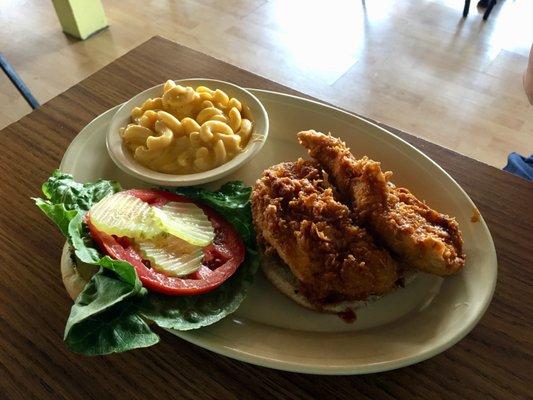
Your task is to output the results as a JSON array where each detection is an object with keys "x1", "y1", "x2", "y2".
[{"x1": 0, "y1": 36, "x2": 531, "y2": 400}]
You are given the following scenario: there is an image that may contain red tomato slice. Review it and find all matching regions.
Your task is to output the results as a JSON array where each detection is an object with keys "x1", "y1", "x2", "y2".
[{"x1": 87, "y1": 189, "x2": 245, "y2": 296}]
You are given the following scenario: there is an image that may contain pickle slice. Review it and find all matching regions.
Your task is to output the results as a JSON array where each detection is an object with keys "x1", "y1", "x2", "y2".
[
  {"x1": 89, "y1": 192, "x2": 160, "y2": 239},
  {"x1": 136, "y1": 235, "x2": 204, "y2": 277},
  {"x1": 153, "y1": 202, "x2": 215, "y2": 246}
]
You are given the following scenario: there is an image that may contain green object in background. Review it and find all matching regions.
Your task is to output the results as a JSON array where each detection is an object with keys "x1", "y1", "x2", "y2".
[{"x1": 52, "y1": 0, "x2": 108, "y2": 40}]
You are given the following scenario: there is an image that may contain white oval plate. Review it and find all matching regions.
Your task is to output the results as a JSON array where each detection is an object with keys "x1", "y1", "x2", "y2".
[{"x1": 60, "y1": 89, "x2": 497, "y2": 375}]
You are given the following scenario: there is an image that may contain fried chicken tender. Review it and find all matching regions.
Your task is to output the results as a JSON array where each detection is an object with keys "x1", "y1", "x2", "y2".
[
  {"x1": 251, "y1": 159, "x2": 399, "y2": 304},
  {"x1": 298, "y1": 130, "x2": 465, "y2": 276}
]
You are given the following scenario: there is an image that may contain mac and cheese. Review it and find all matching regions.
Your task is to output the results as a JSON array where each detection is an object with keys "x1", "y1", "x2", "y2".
[{"x1": 120, "y1": 81, "x2": 254, "y2": 174}]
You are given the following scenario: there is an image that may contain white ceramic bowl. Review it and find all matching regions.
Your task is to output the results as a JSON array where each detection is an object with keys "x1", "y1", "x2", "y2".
[{"x1": 106, "y1": 78, "x2": 269, "y2": 186}]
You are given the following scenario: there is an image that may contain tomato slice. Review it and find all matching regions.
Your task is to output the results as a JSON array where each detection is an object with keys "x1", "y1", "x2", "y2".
[{"x1": 87, "y1": 189, "x2": 245, "y2": 296}]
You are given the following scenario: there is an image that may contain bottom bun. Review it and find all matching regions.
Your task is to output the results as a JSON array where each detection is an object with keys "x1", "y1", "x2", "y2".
[
  {"x1": 260, "y1": 249, "x2": 417, "y2": 314},
  {"x1": 60, "y1": 243, "x2": 93, "y2": 301}
]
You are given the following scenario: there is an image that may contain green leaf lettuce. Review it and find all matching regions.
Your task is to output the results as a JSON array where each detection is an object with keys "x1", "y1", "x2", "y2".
[{"x1": 34, "y1": 171, "x2": 257, "y2": 355}]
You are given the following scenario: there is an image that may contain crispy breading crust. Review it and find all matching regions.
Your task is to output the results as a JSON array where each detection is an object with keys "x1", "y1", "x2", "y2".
[
  {"x1": 251, "y1": 159, "x2": 399, "y2": 304},
  {"x1": 298, "y1": 130, "x2": 465, "y2": 276}
]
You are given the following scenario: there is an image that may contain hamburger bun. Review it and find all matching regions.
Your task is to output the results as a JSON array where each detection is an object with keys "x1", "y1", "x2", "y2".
[
  {"x1": 60, "y1": 243, "x2": 96, "y2": 300},
  {"x1": 62, "y1": 242, "x2": 417, "y2": 312}
]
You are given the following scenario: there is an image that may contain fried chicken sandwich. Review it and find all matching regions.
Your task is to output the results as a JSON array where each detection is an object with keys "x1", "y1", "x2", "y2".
[{"x1": 251, "y1": 130, "x2": 465, "y2": 313}]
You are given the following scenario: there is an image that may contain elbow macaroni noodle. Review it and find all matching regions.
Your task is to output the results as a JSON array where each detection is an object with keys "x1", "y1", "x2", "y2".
[{"x1": 120, "y1": 80, "x2": 254, "y2": 174}]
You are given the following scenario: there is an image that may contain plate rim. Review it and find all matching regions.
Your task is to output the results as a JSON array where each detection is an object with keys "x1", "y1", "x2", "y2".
[{"x1": 59, "y1": 88, "x2": 497, "y2": 375}]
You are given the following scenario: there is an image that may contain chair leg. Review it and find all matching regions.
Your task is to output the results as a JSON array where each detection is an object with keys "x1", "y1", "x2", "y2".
[
  {"x1": 463, "y1": 0, "x2": 471, "y2": 17},
  {"x1": 483, "y1": 0, "x2": 497, "y2": 20},
  {"x1": 0, "y1": 53, "x2": 40, "y2": 109}
]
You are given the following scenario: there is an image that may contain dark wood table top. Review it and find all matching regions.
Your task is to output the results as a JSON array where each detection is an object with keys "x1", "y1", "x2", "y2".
[{"x1": 0, "y1": 36, "x2": 531, "y2": 400}]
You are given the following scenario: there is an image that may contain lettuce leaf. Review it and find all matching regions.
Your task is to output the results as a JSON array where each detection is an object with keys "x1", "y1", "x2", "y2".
[
  {"x1": 34, "y1": 199, "x2": 77, "y2": 236},
  {"x1": 65, "y1": 272, "x2": 159, "y2": 355},
  {"x1": 42, "y1": 170, "x2": 121, "y2": 212},
  {"x1": 34, "y1": 171, "x2": 121, "y2": 237},
  {"x1": 139, "y1": 248, "x2": 259, "y2": 330},
  {"x1": 172, "y1": 181, "x2": 255, "y2": 247},
  {"x1": 34, "y1": 172, "x2": 257, "y2": 355},
  {"x1": 64, "y1": 216, "x2": 156, "y2": 355},
  {"x1": 68, "y1": 211, "x2": 101, "y2": 263}
]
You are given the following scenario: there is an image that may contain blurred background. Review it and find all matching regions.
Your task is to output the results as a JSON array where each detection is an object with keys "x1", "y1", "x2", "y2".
[{"x1": 1, "y1": 0, "x2": 532, "y2": 167}]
